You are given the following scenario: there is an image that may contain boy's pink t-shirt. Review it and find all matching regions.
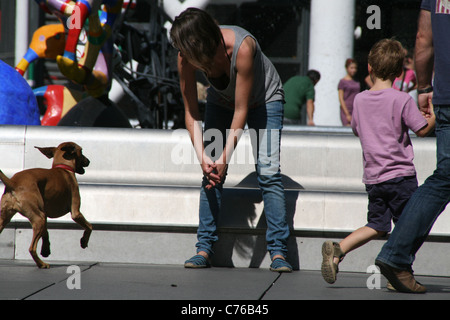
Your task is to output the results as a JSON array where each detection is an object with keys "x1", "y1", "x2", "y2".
[{"x1": 351, "y1": 88, "x2": 428, "y2": 184}]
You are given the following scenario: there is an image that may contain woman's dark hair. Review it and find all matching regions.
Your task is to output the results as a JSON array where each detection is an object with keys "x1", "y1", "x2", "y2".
[
  {"x1": 170, "y1": 8, "x2": 222, "y2": 74},
  {"x1": 345, "y1": 58, "x2": 357, "y2": 68}
]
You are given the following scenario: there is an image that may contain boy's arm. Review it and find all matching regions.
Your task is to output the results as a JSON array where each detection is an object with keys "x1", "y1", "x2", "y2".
[
  {"x1": 415, "y1": 117, "x2": 435, "y2": 137},
  {"x1": 415, "y1": 102, "x2": 436, "y2": 137}
]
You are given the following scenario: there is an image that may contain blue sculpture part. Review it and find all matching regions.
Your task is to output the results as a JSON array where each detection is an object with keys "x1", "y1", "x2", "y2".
[{"x1": 0, "y1": 60, "x2": 41, "y2": 125}]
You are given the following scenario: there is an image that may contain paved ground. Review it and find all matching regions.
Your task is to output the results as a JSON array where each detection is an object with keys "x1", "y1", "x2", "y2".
[{"x1": 1, "y1": 259, "x2": 450, "y2": 307}]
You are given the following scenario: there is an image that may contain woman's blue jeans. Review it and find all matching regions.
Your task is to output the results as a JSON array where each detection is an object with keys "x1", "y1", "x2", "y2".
[
  {"x1": 196, "y1": 100, "x2": 290, "y2": 259},
  {"x1": 376, "y1": 105, "x2": 450, "y2": 270}
]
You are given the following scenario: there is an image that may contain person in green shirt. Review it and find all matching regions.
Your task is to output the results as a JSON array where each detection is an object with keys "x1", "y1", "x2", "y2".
[{"x1": 283, "y1": 70, "x2": 320, "y2": 126}]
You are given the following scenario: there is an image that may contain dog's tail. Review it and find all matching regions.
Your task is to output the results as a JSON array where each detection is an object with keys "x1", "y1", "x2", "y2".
[{"x1": 0, "y1": 170, "x2": 14, "y2": 190}]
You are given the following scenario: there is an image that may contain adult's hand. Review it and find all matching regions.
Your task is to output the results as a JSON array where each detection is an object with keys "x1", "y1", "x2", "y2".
[
  {"x1": 418, "y1": 92, "x2": 433, "y2": 117},
  {"x1": 201, "y1": 155, "x2": 220, "y2": 190}
]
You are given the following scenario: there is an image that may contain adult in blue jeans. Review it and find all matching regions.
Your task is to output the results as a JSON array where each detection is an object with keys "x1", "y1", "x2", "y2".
[
  {"x1": 375, "y1": 0, "x2": 450, "y2": 293},
  {"x1": 170, "y1": 8, "x2": 292, "y2": 272}
]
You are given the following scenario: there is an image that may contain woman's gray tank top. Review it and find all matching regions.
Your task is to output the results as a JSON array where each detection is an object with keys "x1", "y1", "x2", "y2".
[{"x1": 206, "y1": 25, "x2": 284, "y2": 108}]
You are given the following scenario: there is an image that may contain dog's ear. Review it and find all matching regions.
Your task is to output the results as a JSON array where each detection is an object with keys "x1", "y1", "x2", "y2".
[{"x1": 35, "y1": 146, "x2": 56, "y2": 159}]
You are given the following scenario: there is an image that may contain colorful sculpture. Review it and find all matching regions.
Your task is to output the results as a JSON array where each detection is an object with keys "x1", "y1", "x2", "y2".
[
  {"x1": 15, "y1": 24, "x2": 66, "y2": 76},
  {"x1": 56, "y1": 0, "x2": 123, "y2": 97},
  {"x1": 34, "y1": 85, "x2": 87, "y2": 126},
  {"x1": 14, "y1": 0, "x2": 123, "y2": 126}
]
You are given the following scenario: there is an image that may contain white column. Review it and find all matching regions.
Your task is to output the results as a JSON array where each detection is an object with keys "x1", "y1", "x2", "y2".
[
  {"x1": 14, "y1": 0, "x2": 29, "y2": 68},
  {"x1": 308, "y1": 0, "x2": 355, "y2": 126}
]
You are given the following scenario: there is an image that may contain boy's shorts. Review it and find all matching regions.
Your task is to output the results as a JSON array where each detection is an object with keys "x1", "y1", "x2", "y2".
[{"x1": 365, "y1": 175, "x2": 418, "y2": 232}]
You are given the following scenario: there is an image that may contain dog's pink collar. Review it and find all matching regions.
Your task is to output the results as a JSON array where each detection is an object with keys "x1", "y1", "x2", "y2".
[{"x1": 53, "y1": 164, "x2": 75, "y2": 173}]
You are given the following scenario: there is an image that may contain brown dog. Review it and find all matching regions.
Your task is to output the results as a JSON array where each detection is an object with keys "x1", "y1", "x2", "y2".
[{"x1": 0, "y1": 142, "x2": 92, "y2": 268}]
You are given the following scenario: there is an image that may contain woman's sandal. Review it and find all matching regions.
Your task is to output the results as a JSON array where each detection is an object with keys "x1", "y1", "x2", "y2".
[
  {"x1": 270, "y1": 258, "x2": 293, "y2": 273},
  {"x1": 184, "y1": 254, "x2": 211, "y2": 268},
  {"x1": 321, "y1": 241, "x2": 345, "y2": 284}
]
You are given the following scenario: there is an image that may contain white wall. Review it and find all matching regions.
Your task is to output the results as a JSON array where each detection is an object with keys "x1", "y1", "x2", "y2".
[{"x1": 0, "y1": 125, "x2": 445, "y2": 234}]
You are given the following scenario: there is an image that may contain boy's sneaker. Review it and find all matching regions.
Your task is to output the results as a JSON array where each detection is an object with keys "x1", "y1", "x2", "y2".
[{"x1": 321, "y1": 241, "x2": 345, "y2": 284}]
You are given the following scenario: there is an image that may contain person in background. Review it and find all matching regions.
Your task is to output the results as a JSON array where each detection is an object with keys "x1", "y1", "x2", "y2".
[
  {"x1": 283, "y1": 70, "x2": 320, "y2": 126},
  {"x1": 338, "y1": 58, "x2": 360, "y2": 126},
  {"x1": 392, "y1": 49, "x2": 417, "y2": 93}
]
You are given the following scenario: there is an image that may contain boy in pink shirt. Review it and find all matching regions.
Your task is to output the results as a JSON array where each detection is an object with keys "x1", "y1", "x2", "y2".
[{"x1": 321, "y1": 39, "x2": 435, "y2": 285}]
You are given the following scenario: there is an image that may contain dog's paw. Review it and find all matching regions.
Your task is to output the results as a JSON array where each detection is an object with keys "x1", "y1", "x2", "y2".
[
  {"x1": 41, "y1": 248, "x2": 51, "y2": 258},
  {"x1": 38, "y1": 262, "x2": 50, "y2": 269},
  {"x1": 80, "y1": 238, "x2": 89, "y2": 249}
]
